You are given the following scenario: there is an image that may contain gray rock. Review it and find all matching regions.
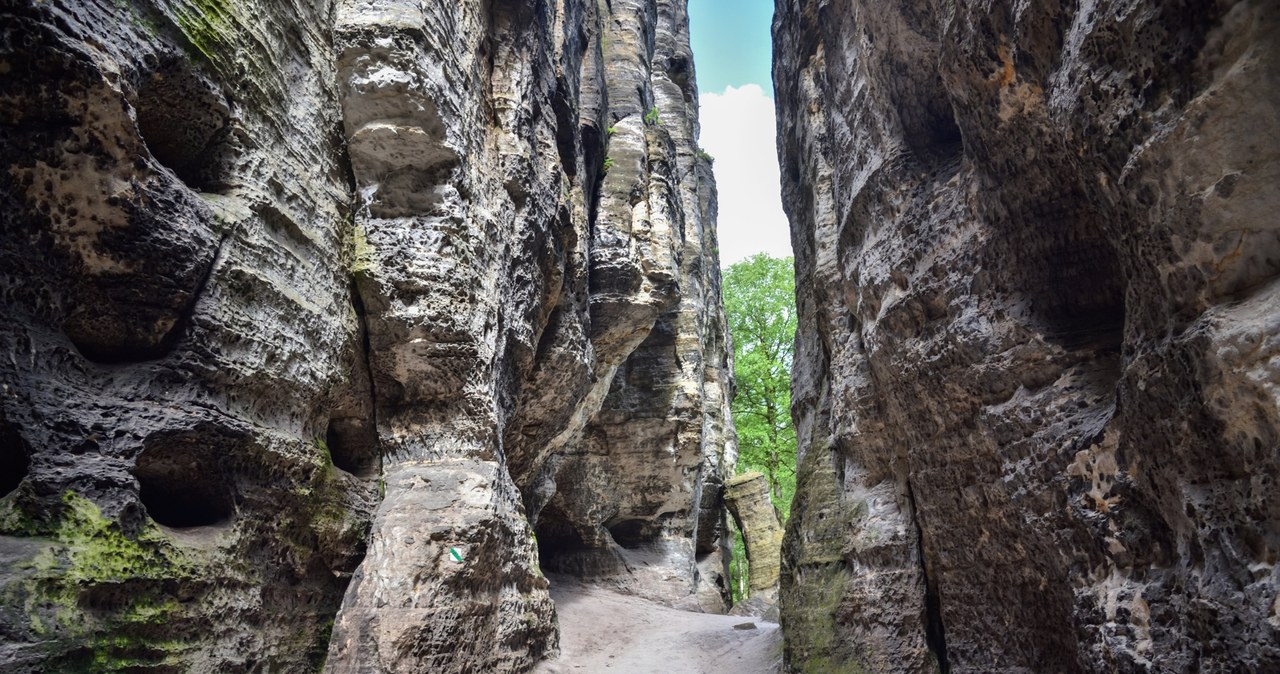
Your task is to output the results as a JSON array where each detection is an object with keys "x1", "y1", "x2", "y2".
[
  {"x1": 0, "y1": 0, "x2": 731, "y2": 671},
  {"x1": 774, "y1": 1, "x2": 1280, "y2": 672}
]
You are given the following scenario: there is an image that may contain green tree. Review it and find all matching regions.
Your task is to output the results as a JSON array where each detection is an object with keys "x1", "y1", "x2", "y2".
[{"x1": 724, "y1": 253, "x2": 797, "y2": 519}]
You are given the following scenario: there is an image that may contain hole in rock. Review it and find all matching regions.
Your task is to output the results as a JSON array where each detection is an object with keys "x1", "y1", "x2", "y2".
[
  {"x1": 535, "y1": 513, "x2": 592, "y2": 572},
  {"x1": 0, "y1": 422, "x2": 31, "y2": 498},
  {"x1": 606, "y1": 518, "x2": 652, "y2": 550},
  {"x1": 134, "y1": 59, "x2": 229, "y2": 189},
  {"x1": 902, "y1": 99, "x2": 962, "y2": 158},
  {"x1": 324, "y1": 417, "x2": 378, "y2": 477},
  {"x1": 581, "y1": 122, "x2": 605, "y2": 217},
  {"x1": 890, "y1": 54, "x2": 963, "y2": 159},
  {"x1": 134, "y1": 437, "x2": 234, "y2": 529},
  {"x1": 552, "y1": 78, "x2": 578, "y2": 178},
  {"x1": 1006, "y1": 199, "x2": 1126, "y2": 350}
]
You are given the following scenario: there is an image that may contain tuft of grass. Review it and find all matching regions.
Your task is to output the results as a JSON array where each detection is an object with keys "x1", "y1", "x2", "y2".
[{"x1": 603, "y1": 156, "x2": 615, "y2": 173}]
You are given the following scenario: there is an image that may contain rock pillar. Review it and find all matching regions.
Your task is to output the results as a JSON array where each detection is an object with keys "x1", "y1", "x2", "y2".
[{"x1": 725, "y1": 471, "x2": 783, "y2": 602}]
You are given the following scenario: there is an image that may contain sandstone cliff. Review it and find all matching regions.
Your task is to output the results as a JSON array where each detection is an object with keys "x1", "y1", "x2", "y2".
[
  {"x1": 0, "y1": 1, "x2": 732, "y2": 671},
  {"x1": 775, "y1": 1, "x2": 1279, "y2": 672}
]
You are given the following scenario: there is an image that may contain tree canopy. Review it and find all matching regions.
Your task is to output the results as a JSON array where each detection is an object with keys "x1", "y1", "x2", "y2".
[{"x1": 723, "y1": 253, "x2": 797, "y2": 519}]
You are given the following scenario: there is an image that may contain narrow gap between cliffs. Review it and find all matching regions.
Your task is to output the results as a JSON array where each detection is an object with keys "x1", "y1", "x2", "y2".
[{"x1": 908, "y1": 480, "x2": 951, "y2": 673}]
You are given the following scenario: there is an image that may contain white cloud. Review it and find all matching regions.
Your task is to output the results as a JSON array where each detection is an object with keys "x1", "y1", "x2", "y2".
[{"x1": 698, "y1": 84, "x2": 793, "y2": 266}]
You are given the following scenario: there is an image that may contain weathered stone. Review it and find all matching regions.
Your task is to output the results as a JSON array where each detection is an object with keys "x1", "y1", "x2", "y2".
[
  {"x1": 0, "y1": 0, "x2": 731, "y2": 671},
  {"x1": 325, "y1": 459, "x2": 554, "y2": 673},
  {"x1": 0, "y1": 1, "x2": 370, "y2": 670},
  {"x1": 774, "y1": 1, "x2": 1280, "y2": 673},
  {"x1": 725, "y1": 471, "x2": 783, "y2": 603}
]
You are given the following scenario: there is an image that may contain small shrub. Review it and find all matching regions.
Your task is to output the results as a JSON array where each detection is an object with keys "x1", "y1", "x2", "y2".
[{"x1": 644, "y1": 105, "x2": 661, "y2": 126}]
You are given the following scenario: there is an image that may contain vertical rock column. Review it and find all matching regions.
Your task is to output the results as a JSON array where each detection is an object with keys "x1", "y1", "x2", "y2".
[
  {"x1": 324, "y1": 2, "x2": 555, "y2": 671},
  {"x1": 724, "y1": 472, "x2": 783, "y2": 603}
]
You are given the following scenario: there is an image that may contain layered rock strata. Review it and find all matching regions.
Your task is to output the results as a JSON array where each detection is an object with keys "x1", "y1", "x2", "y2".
[
  {"x1": 724, "y1": 471, "x2": 783, "y2": 603},
  {"x1": 0, "y1": 0, "x2": 732, "y2": 672},
  {"x1": 774, "y1": 1, "x2": 1280, "y2": 672}
]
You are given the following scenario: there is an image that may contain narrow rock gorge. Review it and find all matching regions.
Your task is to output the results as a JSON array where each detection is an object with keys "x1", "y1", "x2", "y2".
[
  {"x1": 0, "y1": 0, "x2": 733, "y2": 671},
  {"x1": 6, "y1": 0, "x2": 1279, "y2": 672},
  {"x1": 775, "y1": 1, "x2": 1279, "y2": 672}
]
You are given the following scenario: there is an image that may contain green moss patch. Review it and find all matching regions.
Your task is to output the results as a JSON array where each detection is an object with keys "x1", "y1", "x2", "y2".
[
  {"x1": 33, "y1": 492, "x2": 193, "y2": 584},
  {"x1": 175, "y1": 0, "x2": 237, "y2": 62},
  {"x1": 2, "y1": 492, "x2": 201, "y2": 671}
]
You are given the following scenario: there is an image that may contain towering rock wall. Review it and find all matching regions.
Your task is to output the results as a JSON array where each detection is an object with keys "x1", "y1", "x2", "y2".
[
  {"x1": 774, "y1": 1, "x2": 1280, "y2": 672},
  {"x1": 0, "y1": 0, "x2": 731, "y2": 672}
]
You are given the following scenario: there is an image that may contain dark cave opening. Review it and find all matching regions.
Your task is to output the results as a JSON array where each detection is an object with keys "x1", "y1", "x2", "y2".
[
  {"x1": 133, "y1": 440, "x2": 234, "y2": 529},
  {"x1": 605, "y1": 518, "x2": 651, "y2": 550},
  {"x1": 0, "y1": 423, "x2": 31, "y2": 498},
  {"x1": 134, "y1": 59, "x2": 229, "y2": 190},
  {"x1": 535, "y1": 513, "x2": 592, "y2": 572},
  {"x1": 901, "y1": 96, "x2": 963, "y2": 159},
  {"x1": 889, "y1": 50, "x2": 965, "y2": 160},
  {"x1": 1005, "y1": 198, "x2": 1127, "y2": 351},
  {"x1": 533, "y1": 503, "x2": 633, "y2": 577},
  {"x1": 325, "y1": 418, "x2": 378, "y2": 477}
]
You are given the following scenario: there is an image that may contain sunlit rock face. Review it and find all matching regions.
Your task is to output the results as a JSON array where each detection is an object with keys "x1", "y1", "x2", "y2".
[
  {"x1": 0, "y1": 0, "x2": 732, "y2": 671},
  {"x1": 774, "y1": 1, "x2": 1280, "y2": 672}
]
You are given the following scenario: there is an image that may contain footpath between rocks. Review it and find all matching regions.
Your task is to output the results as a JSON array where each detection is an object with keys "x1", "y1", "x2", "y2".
[{"x1": 533, "y1": 575, "x2": 782, "y2": 674}]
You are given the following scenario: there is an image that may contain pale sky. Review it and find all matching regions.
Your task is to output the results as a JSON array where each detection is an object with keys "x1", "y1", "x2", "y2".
[
  {"x1": 698, "y1": 85, "x2": 792, "y2": 265},
  {"x1": 689, "y1": 0, "x2": 792, "y2": 267}
]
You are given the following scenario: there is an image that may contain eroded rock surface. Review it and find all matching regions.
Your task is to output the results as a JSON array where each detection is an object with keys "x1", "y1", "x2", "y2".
[
  {"x1": 774, "y1": 1, "x2": 1280, "y2": 672},
  {"x1": 724, "y1": 471, "x2": 783, "y2": 603},
  {"x1": 0, "y1": 0, "x2": 731, "y2": 671}
]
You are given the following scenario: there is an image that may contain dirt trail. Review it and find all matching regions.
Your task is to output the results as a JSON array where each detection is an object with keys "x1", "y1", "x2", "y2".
[{"x1": 533, "y1": 576, "x2": 783, "y2": 674}]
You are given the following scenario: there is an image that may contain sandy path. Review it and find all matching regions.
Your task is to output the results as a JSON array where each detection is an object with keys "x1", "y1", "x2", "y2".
[{"x1": 533, "y1": 576, "x2": 782, "y2": 674}]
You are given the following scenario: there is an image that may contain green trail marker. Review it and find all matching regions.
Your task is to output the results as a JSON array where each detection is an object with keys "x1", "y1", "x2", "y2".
[{"x1": 449, "y1": 547, "x2": 464, "y2": 563}]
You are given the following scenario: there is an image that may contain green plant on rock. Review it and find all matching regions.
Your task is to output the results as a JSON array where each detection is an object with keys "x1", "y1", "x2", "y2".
[
  {"x1": 785, "y1": 564, "x2": 865, "y2": 674},
  {"x1": 697, "y1": 148, "x2": 715, "y2": 165},
  {"x1": 312, "y1": 435, "x2": 336, "y2": 470},
  {"x1": 6, "y1": 491, "x2": 201, "y2": 670},
  {"x1": 603, "y1": 156, "x2": 615, "y2": 173},
  {"x1": 644, "y1": 105, "x2": 661, "y2": 126},
  {"x1": 175, "y1": 0, "x2": 236, "y2": 62}
]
